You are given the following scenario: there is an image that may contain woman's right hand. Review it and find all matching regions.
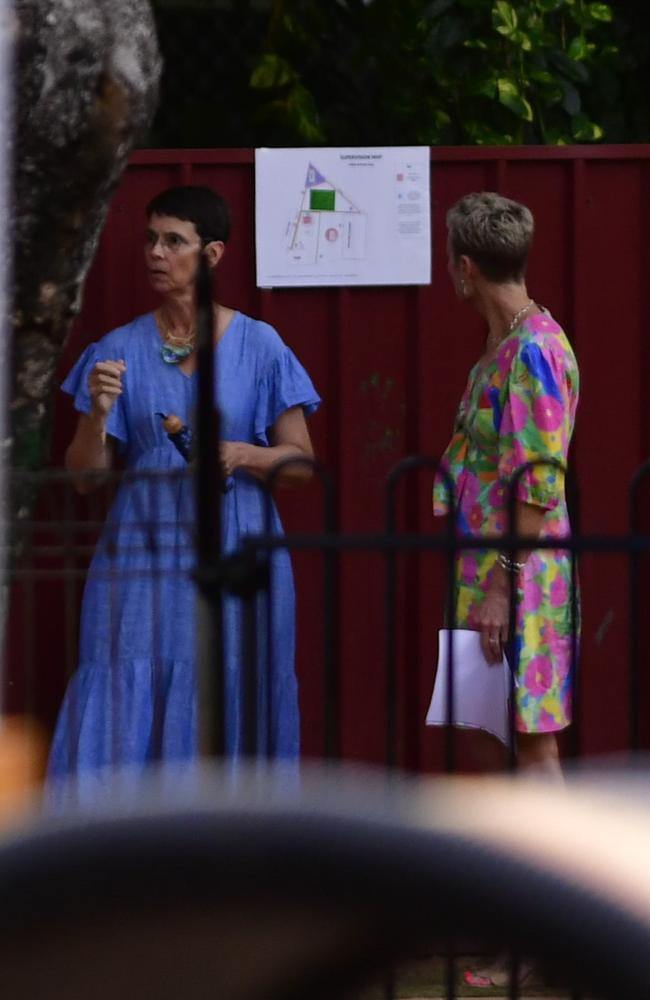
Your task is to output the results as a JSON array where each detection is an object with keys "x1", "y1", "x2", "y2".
[
  {"x1": 89, "y1": 360, "x2": 126, "y2": 417},
  {"x1": 477, "y1": 577, "x2": 510, "y2": 666}
]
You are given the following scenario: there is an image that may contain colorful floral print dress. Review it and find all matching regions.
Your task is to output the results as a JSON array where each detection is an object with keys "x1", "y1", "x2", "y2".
[{"x1": 433, "y1": 312, "x2": 580, "y2": 733}]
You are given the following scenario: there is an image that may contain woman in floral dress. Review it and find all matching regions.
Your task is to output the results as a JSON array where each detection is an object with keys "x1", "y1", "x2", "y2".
[
  {"x1": 434, "y1": 191, "x2": 580, "y2": 990},
  {"x1": 434, "y1": 192, "x2": 580, "y2": 777}
]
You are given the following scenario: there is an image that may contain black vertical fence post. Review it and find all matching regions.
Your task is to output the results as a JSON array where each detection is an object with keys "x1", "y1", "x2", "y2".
[
  {"x1": 442, "y1": 477, "x2": 457, "y2": 1000},
  {"x1": 320, "y1": 466, "x2": 340, "y2": 760},
  {"x1": 195, "y1": 256, "x2": 225, "y2": 758},
  {"x1": 444, "y1": 480, "x2": 457, "y2": 778},
  {"x1": 506, "y1": 476, "x2": 520, "y2": 777},
  {"x1": 507, "y1": 460, "x2": 569, "y2": 1000},
  {"x1": 505, "y1": 479, "x2": 521, "y2": 1000},
  {"x1": 629, "y1": 460, "x2": 650, "y2": 754},
  {"x1": 384, "y1": 466, "x2": 400, "y2": 773},
  {"x1": 566, "y1": 472, "x2": 581, "y2": 762},
  {"x1": 506, "y1": 614, "x2": 519, "y2": 1000},
  {"x1": 385, "y1": 457, "x2": 457, "y2": 1000},
  {"x1": 569, "y1": 545, "x2": 580, "y2": 761}
]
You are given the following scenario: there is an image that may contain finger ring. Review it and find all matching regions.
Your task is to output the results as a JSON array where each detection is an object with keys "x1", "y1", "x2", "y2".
[{"x1": 489, "y1": 637, "x2": 499, "y2": 647}]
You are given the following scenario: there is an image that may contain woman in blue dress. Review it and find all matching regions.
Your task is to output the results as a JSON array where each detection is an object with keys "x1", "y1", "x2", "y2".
[{"x1": 48, "y1": 185, "x2": 321, "y2": 802}]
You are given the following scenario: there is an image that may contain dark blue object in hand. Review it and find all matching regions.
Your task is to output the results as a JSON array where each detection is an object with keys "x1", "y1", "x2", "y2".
[
  {"x1": 157, "y1": 413, "x2": 194, "y2": 462},
  {"x1": 156, "y1": 413, "x2": 233, "y2": 493}
]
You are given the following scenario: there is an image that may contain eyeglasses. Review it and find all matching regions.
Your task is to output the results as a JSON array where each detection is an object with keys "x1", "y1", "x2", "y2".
[{"x1": 145, "y1": 230, "x2": 215, "y2": 254}]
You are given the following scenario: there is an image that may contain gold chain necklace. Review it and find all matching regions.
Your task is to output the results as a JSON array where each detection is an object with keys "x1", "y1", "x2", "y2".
[
  {"x1": 157, "y1": 304, "x2": 221, "y2": 364},
  {"x1": 157, "y1": 308, "x2": 195, "y2": 364},
  {"x1": 485, "y1": 300, "x2": 535, "y2": 356},
  {"x1": 508, "y1": 299, "x2": 535, "y2": 333}
]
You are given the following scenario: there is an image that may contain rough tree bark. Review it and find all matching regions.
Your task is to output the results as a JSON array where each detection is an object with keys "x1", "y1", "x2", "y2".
[{"x1": 11, "y1": 0, "x2": 161, "y2": 522}]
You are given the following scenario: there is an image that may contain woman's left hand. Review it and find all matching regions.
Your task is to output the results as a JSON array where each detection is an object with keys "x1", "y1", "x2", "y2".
[{"x1": 478, "y1": 580, "x2": 510, "y2": 665}]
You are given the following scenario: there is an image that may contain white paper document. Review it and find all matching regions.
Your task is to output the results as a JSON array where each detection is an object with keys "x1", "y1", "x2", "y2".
[
  {"x1": 255, "y1": 146, "x2": 431, "y2": 287},
  {"x1": 426, "y1": 629, "x2": 513, "y2": 746}
]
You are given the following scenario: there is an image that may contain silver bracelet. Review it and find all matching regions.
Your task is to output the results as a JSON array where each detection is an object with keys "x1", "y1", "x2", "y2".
[{"x1": 498, "y1": 552, "x2": 525, "y2": 574}]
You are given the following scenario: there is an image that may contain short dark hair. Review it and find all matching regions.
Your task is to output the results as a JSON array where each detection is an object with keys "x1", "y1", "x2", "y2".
[
  {"x1": 146, "y1": 185, "x2": 231, "y2": 244},
  {"x1": 446, "y1": 192, "x2": 533, "y2": 284}
]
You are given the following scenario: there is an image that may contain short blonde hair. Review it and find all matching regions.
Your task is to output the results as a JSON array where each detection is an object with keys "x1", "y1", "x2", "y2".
[{"x1": 446, "y1": 192, "x2": 534, "y2": 283}]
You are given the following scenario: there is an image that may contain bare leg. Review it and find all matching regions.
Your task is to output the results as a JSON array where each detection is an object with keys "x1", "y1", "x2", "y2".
[
  {"x1": 458, "y1": 729, "x2": 564, "y2": 777},
  {"x1": 517, "y1": 730, "x2": 563, "y2": 782},
  {"x1": 460, "y1": 728, "x2": 508, "y2": 773},
  {"x1": 464, "y1": 731, "x2": 563, "y2": 987}
]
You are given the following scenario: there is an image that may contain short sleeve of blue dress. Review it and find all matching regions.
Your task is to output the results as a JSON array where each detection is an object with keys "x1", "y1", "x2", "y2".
[
  {"x1": 254, "y1": 340, "x2": 321, "y2": 445},
  {"x1": 61, "y1": 343, "x2": 128, "y2": 447}
]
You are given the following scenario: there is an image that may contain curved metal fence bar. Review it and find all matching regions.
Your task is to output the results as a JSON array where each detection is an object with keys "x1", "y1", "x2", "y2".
[{"x1": 263, "y1": 455, "x2": 336, "y2": 530}]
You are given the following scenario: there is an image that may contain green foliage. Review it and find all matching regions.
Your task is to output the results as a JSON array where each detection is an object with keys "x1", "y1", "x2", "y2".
[
  {"x1": 585, "y1": 0, "x2": 650, "y2": 143},
  {"x1": 248, "y1": 0, "x2": 617, "y2": 145},
  {"x1": 145, "y1": 0, "x2": 650, "y2": 148},
  {"x1": 250, "y1": 53, "x2": 325, "y2": 142}
]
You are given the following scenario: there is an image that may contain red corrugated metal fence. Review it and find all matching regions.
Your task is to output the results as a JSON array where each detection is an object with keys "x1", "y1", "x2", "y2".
[{"x1": 16, "y1": 145, "x2": 650, "y2": 767}]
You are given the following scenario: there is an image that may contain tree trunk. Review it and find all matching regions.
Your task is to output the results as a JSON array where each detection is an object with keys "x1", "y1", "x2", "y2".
[{"x1": 11, "y1": 0, "x2": 161, "y2": 525}]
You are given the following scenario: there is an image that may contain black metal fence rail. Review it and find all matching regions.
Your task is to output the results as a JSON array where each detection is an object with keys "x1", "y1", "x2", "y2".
[
  {"x1": 6, "y1": 458, "x2": 650, "y2": 999},
  {"x1": 8, "y1": 457, "x2": 650, "y2": 760}
]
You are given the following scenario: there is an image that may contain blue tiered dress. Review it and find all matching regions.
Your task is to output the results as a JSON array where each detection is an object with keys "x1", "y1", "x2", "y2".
[{"x1": 47, "y1": 311, "x2": 321, "y2": 801}]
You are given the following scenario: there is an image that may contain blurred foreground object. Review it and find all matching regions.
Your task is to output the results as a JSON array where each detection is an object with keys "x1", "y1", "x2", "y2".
[
  {"x1": 7, "y1": 763, "x2": 650, "y2": 998},
  {"x1": 0, "y1": 716, "x2": 46, "y2": 820}
]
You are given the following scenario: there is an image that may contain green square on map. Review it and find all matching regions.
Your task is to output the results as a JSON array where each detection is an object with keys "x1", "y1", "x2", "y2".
[{"x1": 310, "y1": 189, "x2": 336, "y2": 211}]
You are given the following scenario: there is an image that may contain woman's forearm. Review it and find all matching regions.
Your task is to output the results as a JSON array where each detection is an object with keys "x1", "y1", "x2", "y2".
[
  {"x1": 65, "y1": 412, "x2": 114, "y2": 493},
  {"x1": 511, "y1": 500, "x2": 546, "y2": 564},
  {"x1": 492, "y1": 500, "x2": 546, "y2": 589},
  {"x1": 231, "y1": 442, "x2": 314, "y2": 485}
]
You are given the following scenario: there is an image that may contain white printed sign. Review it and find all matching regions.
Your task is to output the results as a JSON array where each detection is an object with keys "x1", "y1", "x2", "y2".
[{"x1": 255, "y1": 147, "x2": 431, "y2": 288}]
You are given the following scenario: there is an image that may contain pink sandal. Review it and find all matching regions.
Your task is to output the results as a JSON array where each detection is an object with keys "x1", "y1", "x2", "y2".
[
  {"x1": 463, "y1": 959, "x2": 534, "y2": 989},
  {"x1": 463, "y1": 970, "x2": 496, "y2": 988}
]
